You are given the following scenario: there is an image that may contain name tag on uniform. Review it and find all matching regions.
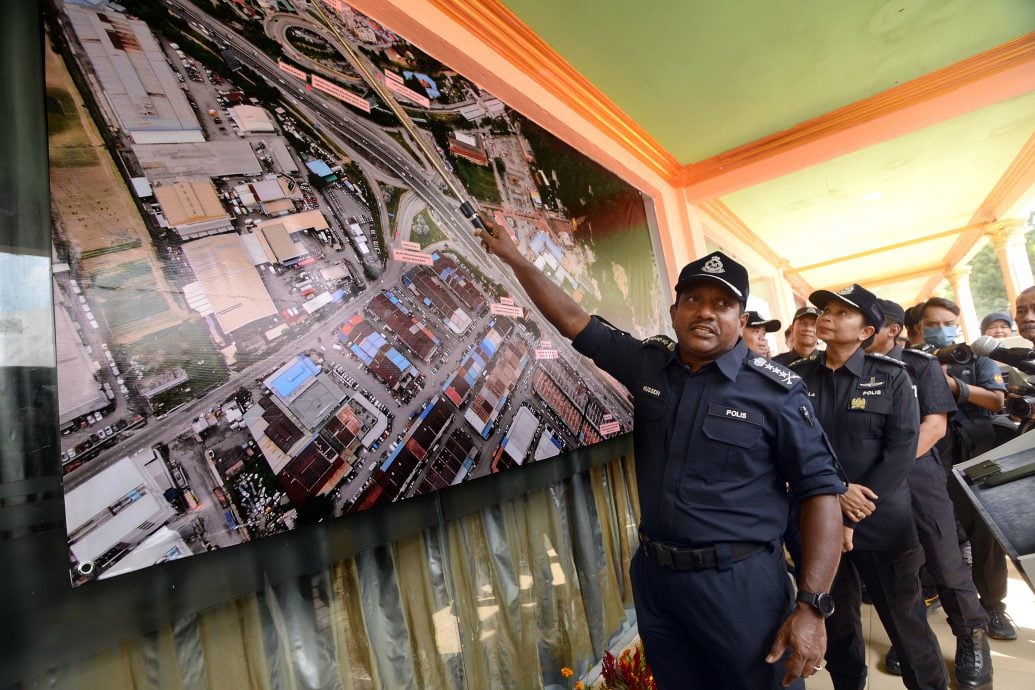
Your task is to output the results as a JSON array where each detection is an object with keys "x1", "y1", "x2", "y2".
[
  {"x1": 707, "y1": 403, "x2": 762, "y2": 426},
  {"x1": 641, "y1": 385, "x2": 663, "y2": 398}
]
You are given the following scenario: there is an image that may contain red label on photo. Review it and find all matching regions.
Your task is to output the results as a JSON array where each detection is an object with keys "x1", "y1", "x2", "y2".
[
  {"x1": 278, "y1": 62, "x2": 307, "y2": 81},
  {"x1": 490, "y1": 302, "x2": 524, "y2": 318},
  {"x1": 311, "y1": 75, "x2": 371, "y2": 112},
  {"x1": 391, "y1": 248, "x2": 434, "y2": 266}
]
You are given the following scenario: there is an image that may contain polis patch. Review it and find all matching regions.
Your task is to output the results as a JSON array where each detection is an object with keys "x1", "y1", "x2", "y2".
[{"x1": 707, "y1": 403, "x2": 762, "y2": 426}]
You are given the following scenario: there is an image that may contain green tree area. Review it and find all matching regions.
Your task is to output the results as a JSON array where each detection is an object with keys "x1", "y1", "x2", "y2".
[
  {"x1": 517, "y1": 114, "x2": 642, "y2": 236},
  {"x1": 411, "y1": 210, "x2": 447, "y2": 248},
  {"x1": 453, "y1": 159, "x2": 501, "y2": 204},
  {"x1": 959, "y1": 228, "x2": 1035, "y2": 317},
  {"x1": 939, "y1": 226, "x2": 1035, "y2": 316}
]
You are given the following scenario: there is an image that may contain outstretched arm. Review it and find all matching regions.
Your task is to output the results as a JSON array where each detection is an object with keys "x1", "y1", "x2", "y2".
[{"x1": 476, "y1": 222, "x2": 590, "y2": 339}]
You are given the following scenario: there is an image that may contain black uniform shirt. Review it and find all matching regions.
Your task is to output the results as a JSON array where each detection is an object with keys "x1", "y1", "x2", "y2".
[
  {"x1": 572, "y1": 316, "x2": 845, "y2": 546},
  {"x1": 791, "y1": 348, "x2": 920, "y2": 550},
  {"x1": 893, "y1": 344, "x2": 957, "y2": 462}
]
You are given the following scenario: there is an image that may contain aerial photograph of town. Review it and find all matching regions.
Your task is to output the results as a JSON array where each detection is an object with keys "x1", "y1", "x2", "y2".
[{"x1": 46, "y1": 0, "x2": 667, "y2": 585}]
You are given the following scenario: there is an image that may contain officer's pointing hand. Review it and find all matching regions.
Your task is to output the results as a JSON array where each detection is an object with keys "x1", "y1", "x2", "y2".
[{"x1": 474, "y1": 218, "x2": 520, "y2": 264}]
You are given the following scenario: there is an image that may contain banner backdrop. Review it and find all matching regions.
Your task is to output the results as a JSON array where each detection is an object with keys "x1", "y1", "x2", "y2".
[{"x1": 47, "y1": 0, "x2": 666, "y2": 585}]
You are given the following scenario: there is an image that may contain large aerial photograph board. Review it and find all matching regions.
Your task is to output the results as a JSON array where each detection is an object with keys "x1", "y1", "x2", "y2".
[{"x1": 45, "y1": 0, "x2": 667, "y2": 585}]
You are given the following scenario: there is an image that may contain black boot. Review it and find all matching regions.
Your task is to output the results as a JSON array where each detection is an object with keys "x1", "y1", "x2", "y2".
[
  {"x1": 955, "y1": 629, "x2": 992, "y2": 687},
  {"x1": 883, "y1": 646, "x2": 901, "y2": 676}
]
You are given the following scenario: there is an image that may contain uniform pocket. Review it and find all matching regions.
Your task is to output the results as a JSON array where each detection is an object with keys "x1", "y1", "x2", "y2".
[
  {"x1": 846, "y1": 395, "x2": 892, "y2": 438},
  {"x1": 890, "y1": 546, "x2": 925, "y2": 605},
  {"x1": 633, "y1": 380, "x2": 668, "y2": 421},
  {"x1": 634, "y1": 393, "x2": 667, "y2": 421},
  {"x1": 695, "y1": 405, "x2": 763, "y2": 480}
]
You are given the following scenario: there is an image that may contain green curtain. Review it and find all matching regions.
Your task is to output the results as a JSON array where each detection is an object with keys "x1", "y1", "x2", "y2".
[{"x1": 25, "y1": 458, "x2": 640, "y2": 690}]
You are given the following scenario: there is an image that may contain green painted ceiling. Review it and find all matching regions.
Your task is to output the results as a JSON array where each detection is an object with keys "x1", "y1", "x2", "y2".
[
  {"x1": 500, "y1": 0, "x2": 1035, "y2": 163},
  {"x1": 721, "y1": 88, "x2": 1035, "y2": 300}
]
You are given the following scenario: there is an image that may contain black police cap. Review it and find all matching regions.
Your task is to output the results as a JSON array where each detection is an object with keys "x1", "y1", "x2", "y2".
[
  {"x1": 674, "y1": 250, "x2": 748, "y2": 304},
  {"x1": 792, "y1": 306, "x2": 820, "y2": 323},
  {"x1": 745, "y1": 311, "x2": 781, "y2": 332},
  {"x1": 809, "y1": 284, "x2": 884, "y2": 330},
  {"x1": 877, "y1": 298, "x2": 905, "y2": 326}
]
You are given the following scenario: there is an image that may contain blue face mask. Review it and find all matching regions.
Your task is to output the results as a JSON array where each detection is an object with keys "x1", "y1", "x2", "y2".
[{"x1": 923, "y1": 325, "x2": 960, "y2": 348}]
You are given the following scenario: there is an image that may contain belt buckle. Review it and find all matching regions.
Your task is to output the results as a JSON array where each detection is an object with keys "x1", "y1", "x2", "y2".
[
  {"x1": 691, "y1": 549, "x2": 707, "y2": 570},
  {"x1": 655, "y1": 543, "x2": 674, "y2": 568}
]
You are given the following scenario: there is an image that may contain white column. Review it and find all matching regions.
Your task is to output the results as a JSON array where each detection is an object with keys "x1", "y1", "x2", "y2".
[
  {"x1": 949, "y1": 265, "x2": 980, "y2": 342},
  {"x1": 988, "y1": 219, "x2": 1032, "y2": 312},
  {"x1": 771, "y1": 261, "x2": 800, "y2": 329}
]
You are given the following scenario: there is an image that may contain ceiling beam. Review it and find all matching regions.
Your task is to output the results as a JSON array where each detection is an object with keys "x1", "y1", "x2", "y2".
[
  {"x1": 822, "y1": 263, "x2": 949, "y2": 292},
  {"x1": 681, "y1": 33, "x2": 1035, "y2": 200},
  {"x1": 915, "y1": 129, "x2": 1035, "y2": 301},
  {"x1": 970, "y1": 130, "x2": 1035, "y2": 225},
  {"x1": 696, "y1": 200, "x2": 813, "y2": 298},
  {"x1": 793, "y1": 223, "x2": 985, "y2": 273}
]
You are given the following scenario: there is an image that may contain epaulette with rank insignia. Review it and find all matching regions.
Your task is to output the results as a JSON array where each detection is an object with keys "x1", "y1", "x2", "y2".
[
  {"x1": 901, "y1": 348, "x2": 936, "y2": 360},
  {"x1": 865, "y1": 351, "x2": 907, "y2": 368},
  {"x1": 748, "y1": 355, "x2": 802, "y2": 388},
  {"x1": 788, "y1": 353, "x2": 819, "y2": 368},
  {"x1": 643, "y1": 334, "x2": 676, "y2": 352}
]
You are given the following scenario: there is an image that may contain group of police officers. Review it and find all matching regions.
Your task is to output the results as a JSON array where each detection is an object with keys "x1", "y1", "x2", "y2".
[{"x1": 475, "y1": 219, "x2": 1022, "y2": 690}]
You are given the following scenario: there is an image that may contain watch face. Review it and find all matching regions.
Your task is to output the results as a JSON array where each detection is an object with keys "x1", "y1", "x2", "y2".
[
  {"x1": 816, "y1": 593, "x2": 835, "y2": 616},
  {"x1": 798, "y1": 591, "x2": 835, "y2": 617}
]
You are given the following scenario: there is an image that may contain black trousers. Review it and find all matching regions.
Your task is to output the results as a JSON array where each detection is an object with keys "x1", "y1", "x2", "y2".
[
  {"x1": 947, "y1": 476, "x2": 1009, "y2": 612},
  {"x1": 632, "y1": 542, "x2": 800, "y2": 690},
  {"x1": 825, "y1": 547, "x2": 947, "y2": 690},
  {"x1": 908, "y1": 454, "x2": 988, "y2": 635}
]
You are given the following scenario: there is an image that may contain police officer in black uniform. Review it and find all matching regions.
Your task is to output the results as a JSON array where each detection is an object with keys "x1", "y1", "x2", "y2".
[
  {"x1": 867, "y1": 299, "x2": 991, "y2": 687},
  {"x1": 774, "y1": 307, "x2": 821, "y2": 365},
  {"x1": 919, "y1": 297, "x2": 1016, "y2": 641},
  {"x1": 790, "y1": 285, "x2": 948, "y2": 690},
  {"x1": 476, "y1": 221, "x2": 847, "y2": 689},
  {"x1": 743, "y1": 310, "x2": 781, "y2": 358}
]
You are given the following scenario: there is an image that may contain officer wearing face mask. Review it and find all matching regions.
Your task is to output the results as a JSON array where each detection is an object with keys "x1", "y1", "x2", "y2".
[
  {"x1": 919, "y1": 297, "x2": 1006, "y2": 466},
  {"x1": 921, "y1": 297, "x2": 1017, "y2": 643}
]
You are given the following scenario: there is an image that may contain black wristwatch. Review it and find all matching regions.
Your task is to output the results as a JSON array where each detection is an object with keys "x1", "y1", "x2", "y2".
[{"x1": 796, "y1": 591, "x2": 835, "y2": 618}]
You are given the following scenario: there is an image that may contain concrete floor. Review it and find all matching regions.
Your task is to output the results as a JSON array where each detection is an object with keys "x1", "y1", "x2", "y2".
[{"x1": 807, "y1": 560, "x2": 1035, "y2": 689}]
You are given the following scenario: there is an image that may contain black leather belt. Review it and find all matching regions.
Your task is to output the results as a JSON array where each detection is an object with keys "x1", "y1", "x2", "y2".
[{"x1": 639, "y1": 532, "x2": 766, "y2": 571}]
